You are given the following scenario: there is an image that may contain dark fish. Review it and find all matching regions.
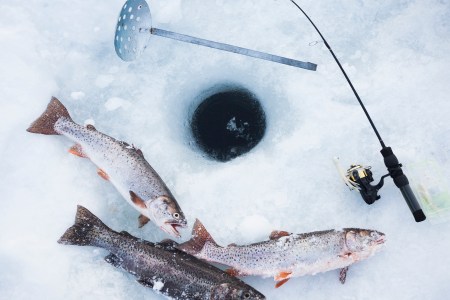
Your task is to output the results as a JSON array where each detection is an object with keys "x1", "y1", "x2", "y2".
[{"x1": 58, "y1": 206, "x2": 265, "y2": 300}]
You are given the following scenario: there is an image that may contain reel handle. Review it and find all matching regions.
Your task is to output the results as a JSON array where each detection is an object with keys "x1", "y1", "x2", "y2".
[{"x1": 381, "y1": 147, "x2": 426, "y2": 222}]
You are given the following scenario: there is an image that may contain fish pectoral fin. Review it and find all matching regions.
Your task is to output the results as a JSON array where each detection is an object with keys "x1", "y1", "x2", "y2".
[
  {"x1": 137, "y1": 278, "x2": 154, "y2": 288},
  {"x1": 225, "y1": 268, "x2": 246, "y2": 277},
  {"x1": 130, "y1": 191, "x2": 147, "y2": 209},
  {"x1": 339, "y1": 267, "x2": 349, "y2": 284},
  {"x1": 156, "y1": 239, "x2": 179, "y2": 251},
  {"x1": 104, "y1": 253, "x2": 123, "y2": 268},
  {"x1": 97, "y1": 168, "x2": 110, "y2": 181},
  {"x1": 274, "y1": 271, "x2": 292, "y2": 281},
  {"x1": 275, "y1": 278, "x2": 290, "y2": 288},
  {"x1": 269, "y1": 230, "x2": 291, "y2": 240},
  {"x1": 68, "y1": 144, "x2": 88, "y2": 158},
  {"x1": 138, "y1": 214, "x2": 150, "y2": 228}
]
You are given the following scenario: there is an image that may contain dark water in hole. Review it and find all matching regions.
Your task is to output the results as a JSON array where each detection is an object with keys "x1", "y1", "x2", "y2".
[{"x1": 191, "y1": 90, "x2": 266, "y2": 162}]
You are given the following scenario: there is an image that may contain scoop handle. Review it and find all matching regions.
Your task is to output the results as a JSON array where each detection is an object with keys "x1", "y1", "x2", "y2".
[{"x1": 151, "y1": 28, "x2": 317, "y2": 71}]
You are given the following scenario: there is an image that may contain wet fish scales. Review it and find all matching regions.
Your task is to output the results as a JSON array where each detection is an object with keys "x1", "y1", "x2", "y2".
[
  {"x1": 27, "y1": 97, "x2": 186, "y2": 237},
  {"x1": 58, "y1": 206, "x2": 265, "y2": 300}
]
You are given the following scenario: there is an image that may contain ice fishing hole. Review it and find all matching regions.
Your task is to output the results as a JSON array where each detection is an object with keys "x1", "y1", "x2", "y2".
[{"x1": 190, "y1": 88, "x2": 266, "y2": 162}]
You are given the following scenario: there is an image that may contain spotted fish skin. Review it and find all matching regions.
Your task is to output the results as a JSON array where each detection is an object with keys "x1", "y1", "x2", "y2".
[
  {"x1": 27, "y1": 97, "x2": 186, "y2": 237},
  {"x1": 58, "y1": 206, "x2": 265, "y2": 300},
  {"x1": 178, "y1": 220, "x2": 386, "y2": 286}
]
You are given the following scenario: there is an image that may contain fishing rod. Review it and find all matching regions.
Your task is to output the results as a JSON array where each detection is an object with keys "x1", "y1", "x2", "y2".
[{"x1": 290, "y1": 0, "x2": 426, "y2": 222}]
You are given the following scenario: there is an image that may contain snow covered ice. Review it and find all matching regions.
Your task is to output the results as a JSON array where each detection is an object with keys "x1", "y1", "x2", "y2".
[{"x1": 1, "y1": 0, "x2": 450, "y2": 299}]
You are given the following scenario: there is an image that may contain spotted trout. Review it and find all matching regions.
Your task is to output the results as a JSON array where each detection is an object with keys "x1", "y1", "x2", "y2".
[
  {"x1": 58, "y1": 206, "x2": 265, "y2": 300},
  {"x1": 27, "y1": 97, "x2": 186, "y2": 237},
  {"x1": 178, "y1": 219, "x2": 386, "y2": 288}
]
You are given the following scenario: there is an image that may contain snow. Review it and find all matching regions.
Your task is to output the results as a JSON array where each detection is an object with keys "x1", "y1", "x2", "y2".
[{"x1": 0, "y1": 0, "x2": 449, "y2": 299}]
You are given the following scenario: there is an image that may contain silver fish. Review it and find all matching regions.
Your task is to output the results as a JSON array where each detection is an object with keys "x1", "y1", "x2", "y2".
[
  {"x1": 58, "y1": 206, "x2": 265, "y2": 300},
  {"x1": 27, "y1": 97, "x2": 186, "y2": 237},
  {"x1": 178, "y1": 219, "x2": 386, "y2": 287}
]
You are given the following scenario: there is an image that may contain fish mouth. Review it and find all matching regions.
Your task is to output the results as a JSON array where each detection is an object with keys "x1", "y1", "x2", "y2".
[
  {"x1": 161, "y1": 222, "x2": 187, "y2": 238},
  {"x1": 376, "y1": 235, "x2": 386, "y2": 245}
]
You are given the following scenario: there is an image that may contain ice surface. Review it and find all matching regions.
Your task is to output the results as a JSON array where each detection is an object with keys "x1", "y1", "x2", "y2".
[{"x1": 1, "y1": 0, "x2": 449, "y2": 299}]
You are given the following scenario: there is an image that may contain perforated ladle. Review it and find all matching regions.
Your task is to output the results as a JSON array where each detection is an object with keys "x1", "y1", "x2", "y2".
[{"x1": 114, "y1": 0, "x2": 317, "y2": 71}]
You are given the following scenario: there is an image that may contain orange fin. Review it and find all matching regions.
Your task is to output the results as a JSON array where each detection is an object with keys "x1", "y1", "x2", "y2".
[
  {"x1": 274, "y1": 271, "x2": 292, "y2": 281},
  {"x1": 97, "y1": 168, "x2": 109, "y2": 180},
  {"x1": 225, "y1": 268, "x2": 246, "y2": 277},
  {"x1": 339, "y1": 266, "x2": 349, "y2": 284},
  {"x1": 269, "y1": 230, "x2": 291, "y2": 240},
  {"x1": 275, "y1": 278, "x2": 290, "y2": 288},
  {"x1": 138, "y1": 214, "x2": 150, "y2": 228},
  {"x1": 130, "y1": 191, "x2": 147, "y2": 209},
  {"x1": 69, "y1": 144, "x2": 88, "y2": 158}
]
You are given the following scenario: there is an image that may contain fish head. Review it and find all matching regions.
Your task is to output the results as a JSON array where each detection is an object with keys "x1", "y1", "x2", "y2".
[
  {"x1": 148, "y1": 195, "x2": 187, "y2": 238},
  {"x1": 344, "y1": 228, "x2": 386, "y2": 257},
  {"x1": 211, "y1": 283, "x2": 266, "y2": 300}
]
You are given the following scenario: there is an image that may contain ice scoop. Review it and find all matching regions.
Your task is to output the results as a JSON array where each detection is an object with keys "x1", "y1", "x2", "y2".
[{"x1": 114, "y1": 0, "x2": 317, "y2": 71}]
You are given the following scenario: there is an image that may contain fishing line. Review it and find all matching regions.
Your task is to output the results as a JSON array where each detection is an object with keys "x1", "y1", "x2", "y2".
[{"x1": 289, "y1": 0, "x2": 426, "y2": 222}]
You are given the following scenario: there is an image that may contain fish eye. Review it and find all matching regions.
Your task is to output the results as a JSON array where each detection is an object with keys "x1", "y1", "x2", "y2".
[
  {"x1": 244, "y1": 292, "x2": 251, "y2": 299},
  {"x1": 173, "y1": 213, "x2": 180, "y2": 219}
]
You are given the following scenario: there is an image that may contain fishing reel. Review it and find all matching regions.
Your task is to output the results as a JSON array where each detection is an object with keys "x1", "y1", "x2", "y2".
[
  {"x1": 335, "y1": 147, "x2": 426, "y2": 222},
  {"x1": 344, "y1": 164, "x2": 389, "y2": 205}
]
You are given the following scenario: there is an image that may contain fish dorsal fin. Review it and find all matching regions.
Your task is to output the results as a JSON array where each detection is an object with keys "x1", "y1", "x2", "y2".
[
  {"x1": 136, "y1": 148, "x2": 144, "y2": 157},
  {"x1": 120, "y1": 230, "x2": 133, "y2": 238},
  {"x1": 176, "y1": 219, "x2": 218, "y2": 255},
  {"x1": 130, "y1": 191, "x2": 147, "y2": 209},
  {"x1": 269, "y1": 230, "x2": 291, "y2": 240},
  {"x1": 86, "y1": 124, "x2": 96, "y2": 131},
  {"x1": 138, "y1": 214, "x2": 150, "y2": 228}
]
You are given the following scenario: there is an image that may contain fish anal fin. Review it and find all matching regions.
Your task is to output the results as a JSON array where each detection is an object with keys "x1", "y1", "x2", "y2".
[
  {"x1": 138, "y1": 214, "x2": 150, "y2": 228},
  {"x1": 105, "y1": 253, "x2": 123, "y2": 268},
  {"x1": 130, "y1": 191, "x2": 147, "y2": 209},
  {"x1": 339, "y1": 266, "x2": 349, "y2": 284},
  {"x1": 269, "y1": 230, "x2": 291, "y2": 240},
  {"x1": 97, "y1": 168, "x2": 109, "y2": 181},
  {"x1": 275, "y1": 278, "x2": 290, "y2": 288},
  {"x1": 69, "y1": 144, "x2": 88, "y2": 158},
  {"x1": 274, "y1": 271, "x2": 292, "y2": 281}
]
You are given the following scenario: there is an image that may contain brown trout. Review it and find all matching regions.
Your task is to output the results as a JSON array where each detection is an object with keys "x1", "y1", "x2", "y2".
[
  {"x1": 58, "y1": 206, "x2": 265, "y2": 300},
  {"x1": 27, "y1": 97, "x2": 186, "y2": 237},
  {"x1": 178, "y1": 219, "x2": 386, "y2": 288}
]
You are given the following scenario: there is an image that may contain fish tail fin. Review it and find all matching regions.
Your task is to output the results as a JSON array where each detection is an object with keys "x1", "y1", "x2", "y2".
[
  {"x1": 58, "y1": 205, "x2": 108, "y2": 247},
  {"x1": 27, "y1": 97, "x2": 72, "y2": 135},
  {"x1": 177, "y1": 219, "x2": 218, "y2": 255}
]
